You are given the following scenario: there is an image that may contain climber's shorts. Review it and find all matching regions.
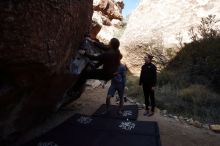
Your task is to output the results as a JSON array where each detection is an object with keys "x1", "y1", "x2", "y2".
[{"x1": 107, "y1": 83, "x2": 124, "y2": 99}]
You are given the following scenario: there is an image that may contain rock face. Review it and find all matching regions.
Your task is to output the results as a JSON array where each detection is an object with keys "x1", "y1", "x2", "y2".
[
  {"x1": 92, "y1": 0, "x2": 124, "y2": 42},
  {"x1": 1, "y1": 0, "x2": 93, "y2": 74},
  {"x1": 120, "y1": 0, "x2": 220, "y2": 74},
  {"x1": 0, "y1": 0, "x2": 93, "y2": 139}
]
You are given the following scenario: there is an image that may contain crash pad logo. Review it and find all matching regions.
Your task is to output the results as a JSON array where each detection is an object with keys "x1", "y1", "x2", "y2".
[
  {"x1": 122, "y1": 110, "x2": 133, "y2": 117},
  {"x1": 77, "y1": 116, "x2": 93, "y2": 124},
  {"x1": 37, "y1": 141, "x2": 59, "y2": 146},
  {"x1": 119, "y1": 121, "x2": 135, "y2": 131}
]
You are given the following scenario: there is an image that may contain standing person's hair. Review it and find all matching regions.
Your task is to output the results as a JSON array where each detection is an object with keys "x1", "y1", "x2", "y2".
[
  {"x1": 110, "y1": 38, "x2": 120, "y2": 50},
  {"x1": 146, "y1": 53, "x2": 154, "y2": 61}
]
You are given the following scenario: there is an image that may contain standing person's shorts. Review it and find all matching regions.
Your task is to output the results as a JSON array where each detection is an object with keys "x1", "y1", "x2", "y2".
[{"x1": 107, "y1": 82, "x2": 124, "y2": 99}]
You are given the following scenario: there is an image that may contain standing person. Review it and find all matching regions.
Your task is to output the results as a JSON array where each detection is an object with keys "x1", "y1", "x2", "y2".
[
  {"x1": 69, "y1": 38, "x2": 122, "y2": 97},
  {"x1": 106, "y1": 63, "x2": 126, "y2": 114},
  {"x1": 139, "y1": 54, "x2": 157, "y2": 116}
]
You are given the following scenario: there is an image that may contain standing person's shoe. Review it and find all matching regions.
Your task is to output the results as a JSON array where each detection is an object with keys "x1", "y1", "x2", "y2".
[
  {"x1": 143, "y1": 110, "x2": 149, "y2": 116},
  {"x1": 148, "y1": 111, "x2": 154, "y2": 117}
]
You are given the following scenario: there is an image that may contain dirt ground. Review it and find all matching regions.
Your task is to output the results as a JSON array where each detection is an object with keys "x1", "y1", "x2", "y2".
[{"x1": 15, "y1": 84, "x2": 220, "y2": 146}]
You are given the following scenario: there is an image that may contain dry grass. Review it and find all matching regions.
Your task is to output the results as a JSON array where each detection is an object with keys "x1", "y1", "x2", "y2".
[{"x1": 127, "y1": 73, "x2": 220, "y2": 123}]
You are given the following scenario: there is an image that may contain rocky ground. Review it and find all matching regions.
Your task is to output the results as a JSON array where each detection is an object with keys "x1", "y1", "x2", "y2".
[{"x1": 14, "y1": 83, "x2": 220, "y2": 146}]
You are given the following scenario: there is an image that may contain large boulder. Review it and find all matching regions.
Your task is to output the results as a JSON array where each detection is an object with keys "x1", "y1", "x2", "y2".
[
  {"x1": 120, "y1": 0, "x2": 220, "y2": 74},
  {"x1": 1, "y1": 0, "x2": 93, "y2": 74},
  {"x1": 0, "y1": 0, "x2": 93, "y2": 139}
]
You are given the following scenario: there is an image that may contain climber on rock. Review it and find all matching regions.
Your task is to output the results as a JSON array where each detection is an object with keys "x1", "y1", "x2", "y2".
[
  {"x1": 139, "y1": 53, "x2": 157, "y2": 117},
  {"x1": 68, "y1": 38, "x2": 122, "y2": 97}
]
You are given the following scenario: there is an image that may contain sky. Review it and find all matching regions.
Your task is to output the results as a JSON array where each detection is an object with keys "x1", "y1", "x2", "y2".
[{"x1": 122, "y1": 0, "x2": 140, "y2": 17}]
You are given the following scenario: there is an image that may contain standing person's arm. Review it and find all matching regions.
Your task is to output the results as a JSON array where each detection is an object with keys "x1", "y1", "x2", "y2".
[
  {"x1": 152, "y1": 65, "x2": 157, "y2": 88},
  {"x1": 139, "y1": 66, "x2": 144, "y2": 85}
]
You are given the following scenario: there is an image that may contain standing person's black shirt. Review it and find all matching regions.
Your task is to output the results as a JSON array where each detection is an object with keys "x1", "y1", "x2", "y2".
[{"x1": 139, "y1": 63, "x2": 157, "y2": 87}]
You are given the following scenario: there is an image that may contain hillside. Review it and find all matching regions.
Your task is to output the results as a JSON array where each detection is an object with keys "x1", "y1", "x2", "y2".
[
  {"x1": 120, "y1": 0, "x2": 220, "y2": 73},
  {"x1": 156, "y1": 36, "x2": 220, "y2": 123}
]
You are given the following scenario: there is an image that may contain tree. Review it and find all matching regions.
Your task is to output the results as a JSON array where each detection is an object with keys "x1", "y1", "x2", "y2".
[
  {"x1": 198, "y1": 15, "x2": 219, "y2": 39},
  {"x1": 176, "y1": 32, "x2": 184, "y2": 48},
  {"x1": 188, "y1": 15, "x2": 220, "y2": 41},
  {"x1": 188, "y1": 26, "x2": 198, "y2": 41}
]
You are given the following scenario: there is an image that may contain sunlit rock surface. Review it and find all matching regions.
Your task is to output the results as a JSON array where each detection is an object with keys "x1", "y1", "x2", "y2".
[
  {"x1": 120, "y1": 0, "x2": 220, "y2": 74},
  {"x1": 92, "y1": 0, "x2": 124, "y2": 42}
]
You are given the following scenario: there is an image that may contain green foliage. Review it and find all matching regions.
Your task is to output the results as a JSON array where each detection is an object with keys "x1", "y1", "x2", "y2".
[
  {"x1": 156, "y1": 15, "x2": 220, "y2": 122},
  {"x1": 198, "y1": 15, "x2": 220, "y2": 39},
  {"x1": 157, "y1": 70, "x2": 174, "y2": 86},
  {"x1": 156, "y1": 84, "x2": 220, "y2": 122},
  {"x1": 169, "y1": 36, "x2": 220, "y2": 91},
  {"x1": 188, "y1": 15, "x2": 220, "y2": 41}
]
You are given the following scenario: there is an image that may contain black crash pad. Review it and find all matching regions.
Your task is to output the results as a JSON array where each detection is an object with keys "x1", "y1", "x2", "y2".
[
  {"x1": 93, "y1": 104, "x2": 138, "y2": 120},
  {"x1": 23, "y1": 114, "x2": 161, "y2": 146}
]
